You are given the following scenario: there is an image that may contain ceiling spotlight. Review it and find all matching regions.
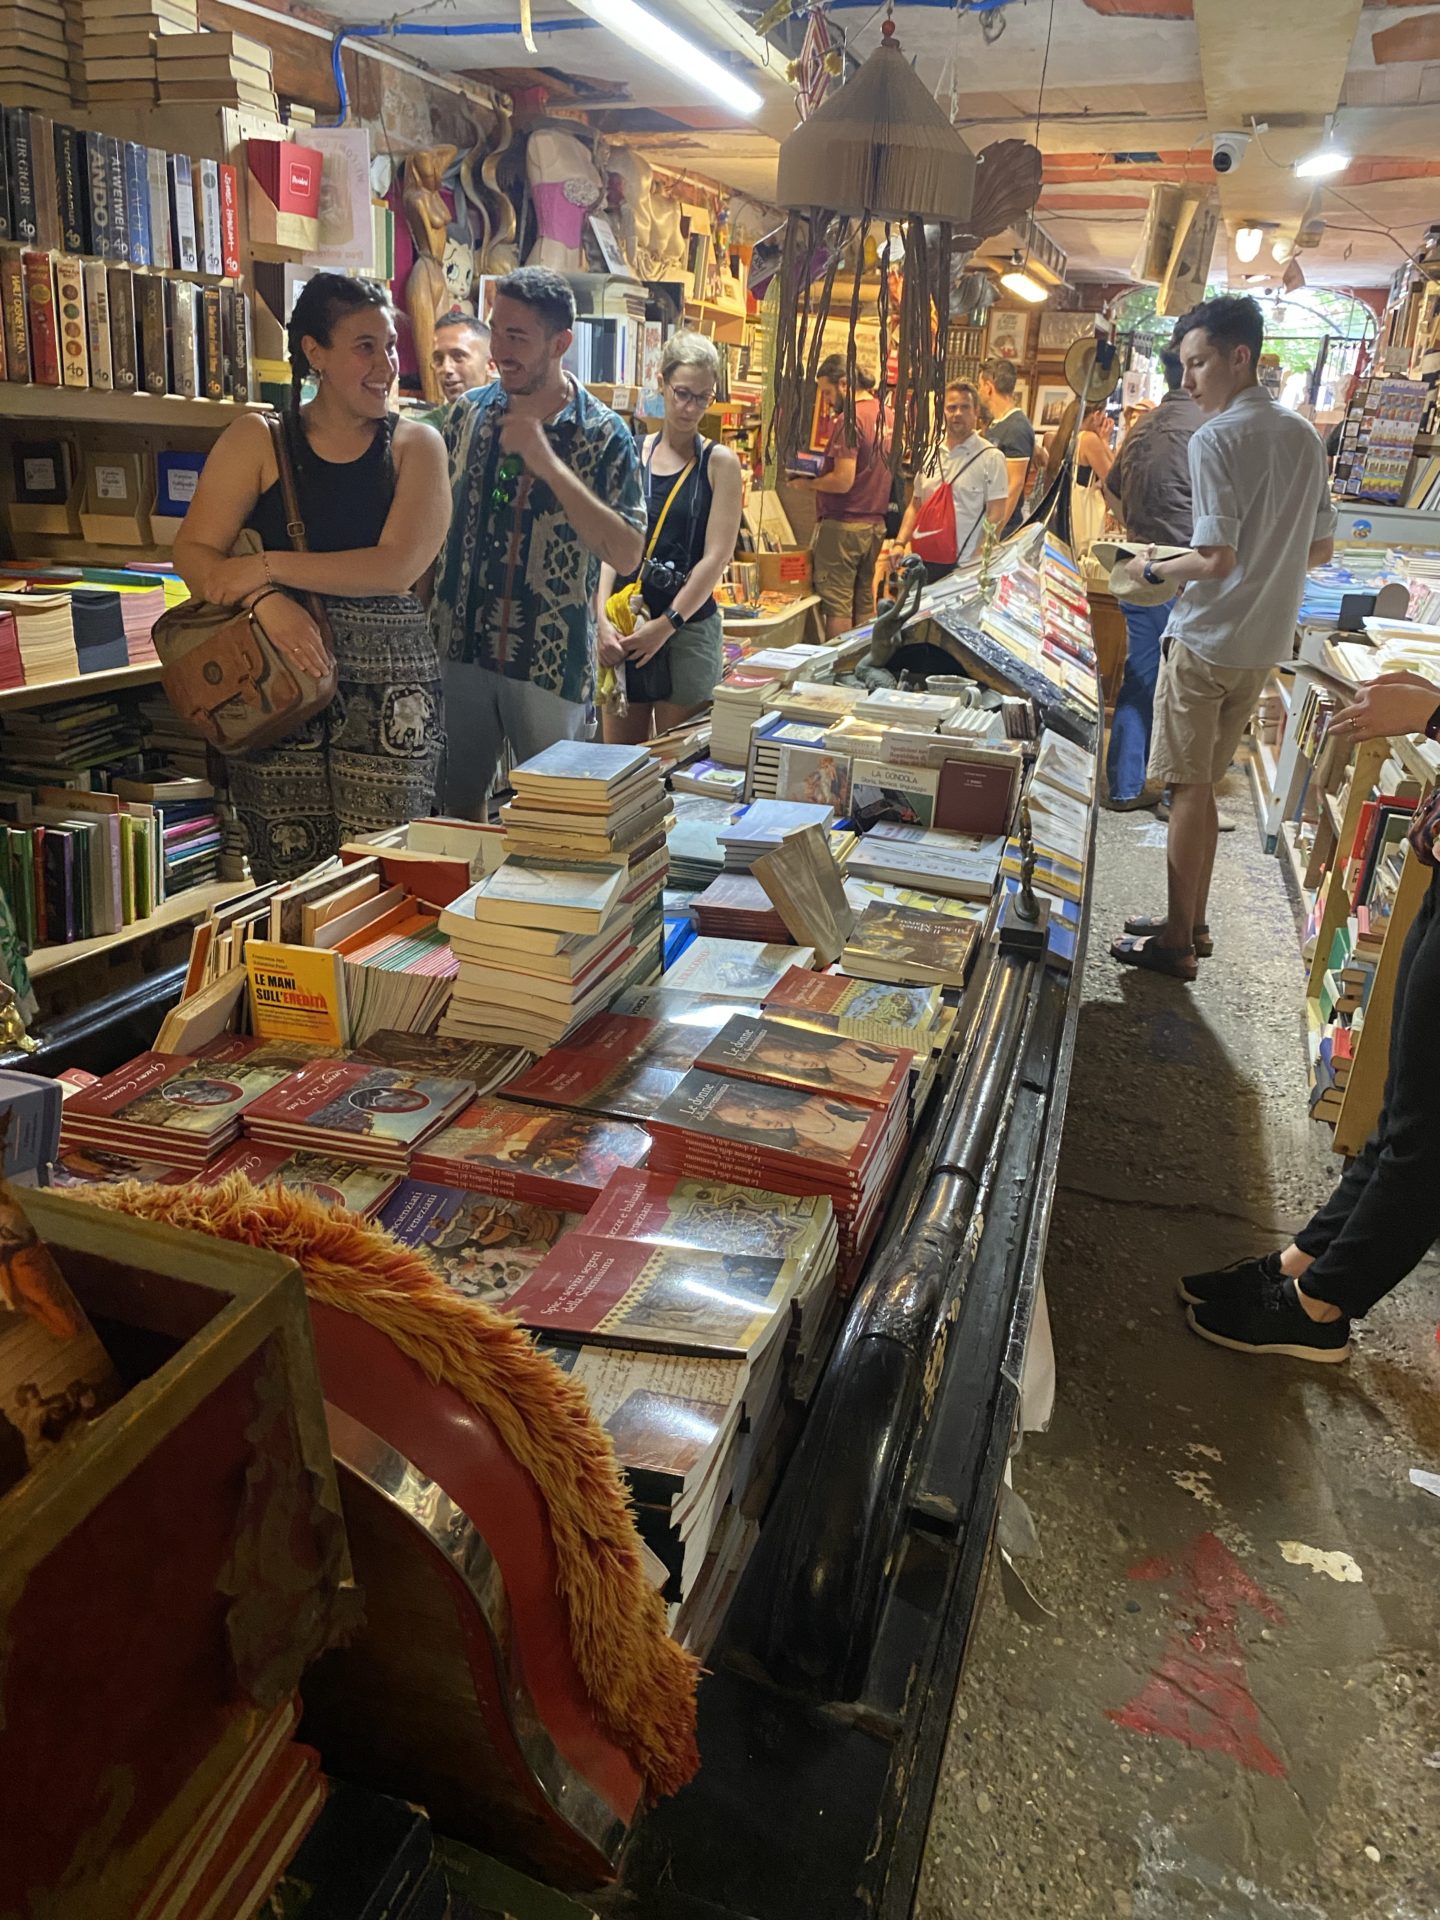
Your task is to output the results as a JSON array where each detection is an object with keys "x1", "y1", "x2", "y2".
[
  {"x1": 1295, "y1": 120, "x2": 1350, "y2": 180},
  {"x1": 1271, "y1": 236, "x2": 1293, "y2": 263},
  {"x1": 1000, "y1": 252, "x2": 1048, "y2": 303},
  {"x1": 1234, "y1": 226, "x2": 1264, "y2": 263}
]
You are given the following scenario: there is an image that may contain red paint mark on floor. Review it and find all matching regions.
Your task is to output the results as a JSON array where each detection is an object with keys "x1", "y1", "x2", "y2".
[{"x1": 1107, "y1": 1532, "x2": 1287, "y2": 1777}]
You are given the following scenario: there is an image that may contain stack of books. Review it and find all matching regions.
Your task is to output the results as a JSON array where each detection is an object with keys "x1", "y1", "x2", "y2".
[
  {"x1": 763, "y1": 966, "x2": 945, "y2": 1053},
  {"x1": 648, "y1": 1052, "x2": 908, "y2": 1282},
  {"x1": 840, "y1": 900, "x2": 981, "y2": 988},
  {"x1": 58, "y1": 1043, "x2": 309, "y2": 1174},
  {"x1": 155, "y1": 28, "x2": 277, "y2": 111},
  {"x1": 690, "y1": 873, "x2": 793, "y2": 945},
  {"x1": 69, "y1": 589, "x2": 131, "y2": 675},
  {"x1": 2, "y1": 0, "x2": 68, "y2": 110},
  {"x1": 242, "y1": 1060, "x2": 473, "y2": 1173},
  {"x1": 499, "y1": 1003, "x2": 740, "y2": 1123},
  {"x1": 715, "y1": 799, "x2": 835, "y2": 873},
  {"x1": 746, "y1": 715, "x2": 833, "y2": 802},
  {"x1": 191, "y1": 1142, "x2": 403, "y2": 1219},
  {"x1": 377, "y1": 1180, "x2": 582, "y2": 1310},
  {"x1": 667, "y1": 792, "x2": 735, "y2": 890},
  {"x1": 0, "y1": 689, "x2": 142, "y2": 790},
  {"x1": 773, "y1": 681, "x2": 863, "y2": 727},
  {"x1": 438, "y1": 858, "x2": 638, "y2": 1055},
  {"x1": 68, "y1": 0, "x2": 199, "y2": 103},
  {"x1": 337, "y1": 910, "x2": 457, "y2": 1047},
  {"x1": 0, "y1": 591, "x2": 80, "y2": 685},
  {"x1": 848, "y1": 820, "x2": 1005, "y2": 901},
  {"x1": 710, "y1": 670, "x2": 782, "y2": 767},
  {"x1": 501, "y1": 742, "x2": 670, "y2": 985},
  {"x1": 669, "y1": 757, "x2": 745, "y2": 802},
  {"x1": 409, "y1": 1095, "x2": 649, "y2": 1212},
  {"x1": 585, "y1": 1165, "x2": 840, "y2": 1400},
  {"x1": 350, "y1": 1025, "x2": 532, "y2": 1095}
]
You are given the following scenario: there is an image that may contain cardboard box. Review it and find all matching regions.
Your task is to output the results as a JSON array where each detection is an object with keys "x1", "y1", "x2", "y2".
[{"x1": 757, "y1": 548, "x2": 813, "y2": 596}]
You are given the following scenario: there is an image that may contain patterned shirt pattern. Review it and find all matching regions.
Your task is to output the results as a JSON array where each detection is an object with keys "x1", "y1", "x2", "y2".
[{"x1": 432, "y1": 378, "x2": 646, "y2": 707}]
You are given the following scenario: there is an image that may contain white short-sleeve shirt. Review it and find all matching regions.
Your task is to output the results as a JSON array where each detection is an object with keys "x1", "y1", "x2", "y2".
[
  {"x1": 913, "y1": 437, "x2": 1012, "y2": 561},
  {"x1": 1166, "y1": 387, "x2": 1336, "y2": 669}
]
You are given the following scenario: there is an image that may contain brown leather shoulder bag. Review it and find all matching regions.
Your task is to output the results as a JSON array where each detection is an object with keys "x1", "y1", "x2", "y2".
[{"x1": 155, "y1": 412, "x2": 338, "y2": 757}]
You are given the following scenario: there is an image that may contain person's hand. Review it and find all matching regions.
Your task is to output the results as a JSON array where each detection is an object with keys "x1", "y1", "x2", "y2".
[
  {"x1": 1120, "y1": 543, "x2": 1155, "y2": 589},
  {"x1": 787, "y1": 473, "x2": 817, "y2": 491},
  {"x1": 1329, "y1": 673, "x2": 1440, "y2": 745},
  {"x1": 249, "y1": 591, "x2": 333, "y2": 681},
  {"x1": 207, "y1": 551, "x2": 268, "y2": 607},
  {"x1": 499, "y1": 411, "x2": 559, "y2": 477},
  {"x1": 623, "y1": 616, "x2": 672, "y2": 666},
  {"x1": 596, "y1": 612, "x2": 626, "y2": 669}
]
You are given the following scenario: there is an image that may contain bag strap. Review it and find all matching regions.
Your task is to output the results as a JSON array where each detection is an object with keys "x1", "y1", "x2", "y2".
[{"x1": 267, "y1": 412, "x2": 309, "y2": 552}]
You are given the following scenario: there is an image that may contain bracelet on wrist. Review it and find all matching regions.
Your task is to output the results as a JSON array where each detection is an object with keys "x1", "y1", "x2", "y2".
[{"x1": 1425, "y1": 699, "x2": 1440, "y2": 742}]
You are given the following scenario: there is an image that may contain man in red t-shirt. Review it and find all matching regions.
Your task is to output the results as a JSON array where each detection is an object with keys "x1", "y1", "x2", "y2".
[{"x1": 792, "y1": 354, "x2": 892, "y2": 638}]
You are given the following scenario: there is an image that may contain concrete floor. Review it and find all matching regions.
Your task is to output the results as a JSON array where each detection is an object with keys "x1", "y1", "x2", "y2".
[{"x1": 918, "y1": 763, "x2": 1440, "y2": 1920}]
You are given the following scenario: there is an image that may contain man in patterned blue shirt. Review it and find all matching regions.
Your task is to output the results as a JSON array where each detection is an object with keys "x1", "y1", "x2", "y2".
[{"x1": 432, "y1": 267, "x2": 646, "y2": 816}]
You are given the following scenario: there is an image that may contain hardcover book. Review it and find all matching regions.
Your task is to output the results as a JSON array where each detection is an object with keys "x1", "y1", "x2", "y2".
[
  {"x1": 167, "y1": 151, "x2": 198, "y2": 273},
  {"x1": 53, "y1": 255, "x2": 87, "y2": 388},
  {"x1": 106, "y1": 265, "x2": 137, "y2": 390},
  {"x1": 199, "y1": 284, "x2": 224, "y2": 399},
  {"x1": 82, "y1": 130, "x2": 112, "y2": 260},
  {"x1": 218, "y1": 161, "x2": 240, "y2": 276},
  {"x1": 192, "y1": 156, "x2": 222, "y2": 276},
  {"x1": 508, "y1": 1235, "x2": 796, "y2": 1361},
  {"x1": 167, "y1": 276, "x2": 198, "y2": 398},
  {"x1": 411, "y1": 1097, "x2": 648, "y2": 1209},
  {"x1": 123, "y1": 141, "x2": 151, "y2": 267},
  {"x1": 82, "y1": 259, "x2": 111, "y2": 389},
  {"x1": 651, "y1": 1069, "x2": 887, "y2": 1180},
  {"x1": 6, "y1": 108, "x2": 38, "y2": 246},
  {"x1": 136, "y1": 270, "x2": 168, "y2": 395},
  {"x1": 146, "y1": 146, "x2": 172, "y2": 269},
  {"x1": 21, "y1": 250, "x2": 59, "y2": 386},
  {"x1": 693, "y1": 1013, "x2": 912, "y2": 1110},
  {"x1": 54, "y1": 124, "x2": 86, "y2": 254},
  {"x1": 104, "y1": 136, "x2": 130, "y2": 264},
  {"x1": 377, "y1": 1179, "x2": 580, "y2": 1307},
  {"x1": 0, "y1": 244, "x2": 28, "y2": 381}
]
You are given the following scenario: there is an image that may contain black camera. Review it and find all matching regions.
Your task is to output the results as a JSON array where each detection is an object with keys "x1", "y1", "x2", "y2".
[{"x1": 640, "y1": 556, "x2": 690, "y2": 613}]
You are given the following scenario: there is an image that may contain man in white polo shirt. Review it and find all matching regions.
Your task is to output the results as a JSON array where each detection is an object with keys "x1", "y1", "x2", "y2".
[{"x1": 1111, "y1": 295, "x2": 1335, "y2": 981}]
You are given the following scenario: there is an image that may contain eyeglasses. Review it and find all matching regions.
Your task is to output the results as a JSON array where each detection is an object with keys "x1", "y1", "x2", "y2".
[
  {"x1": 668, "y1": 383, "x2": 715, "y2": 411},
  {"x1": 491, "y1": 452, "x2": 524, "y2": 511}
]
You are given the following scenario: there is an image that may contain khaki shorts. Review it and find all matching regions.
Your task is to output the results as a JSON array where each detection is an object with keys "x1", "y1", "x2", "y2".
[
  {"x1": 1148, "y1": 639, "x2": 1270, "y2": 788},
  {"x1": 812, "y1": 518, "x2": 886, "y2": 629}
]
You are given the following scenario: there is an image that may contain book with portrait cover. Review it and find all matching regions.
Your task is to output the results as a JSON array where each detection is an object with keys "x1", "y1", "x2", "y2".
[
  {"x1": 243, "y1": 1060, "x2": 473, "y2": 1168},
  {"x1": 650, "y1": 1070, "x2": 887, "y2": 1183},
  {"x1": 350, "y1": 1027, "x2": 531, "y2": 1095},
  {"x1": 660, "y1": 937, "x2": 816, "y2": 1002},
  {"x1": 840, "y1": 902, "x2": 981, "y2": 989},
  {"x1": 693, "y1": 1013, "x2": 912, "y2": 1111},
  {"x1": 499, "y1": 1007, "x2": 733, "y2": 1123},
  {"x1": 377, "y1": 1179, "x2": 580, "y2": 1309},
  {"x1": 507, "y1": 1234, "x2": 796, "y2": 1361},
  {"x1": 585, "y1": 1166, "x2": 835, "y2": 1270},
  {"x1": 192, "y1": 1141, "x2": 401, "y2": 1218},
  {"x1": 410, "y1": 1097, "x2": 648, "y2": 1212},
  {"x1": 763, "y1": 966, "x2": 943, "y2": 1050}
]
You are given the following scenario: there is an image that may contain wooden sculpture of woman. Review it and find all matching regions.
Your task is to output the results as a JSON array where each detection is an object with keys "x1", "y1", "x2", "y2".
[{"x1": 403, "y1": 144, "x2": 458, "y2": 406}]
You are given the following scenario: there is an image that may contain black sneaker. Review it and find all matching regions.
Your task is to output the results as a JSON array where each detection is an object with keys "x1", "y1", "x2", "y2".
[
  {"x1": 1177, "y1": 1250, "x2": 1282, "y2": 1307},
  {"x1": 1186, "y1": 1277, "x2": 1350, "y2": 1363}
]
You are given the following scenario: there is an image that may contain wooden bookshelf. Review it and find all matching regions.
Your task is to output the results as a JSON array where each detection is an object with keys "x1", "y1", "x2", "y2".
[
  {"x1": 3, "y1": 388, "x2": 265, "y2": 430},
  {"x1": 0, "y1": 664, "x2": 164, "y2": 712},
  {"x1": 25, "y1": 880, "x2": 246, "y2": 980}
]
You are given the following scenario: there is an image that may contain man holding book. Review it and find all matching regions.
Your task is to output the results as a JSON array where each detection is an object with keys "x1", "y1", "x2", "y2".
[
  {"x1": 1111, "y1": 296, "x2": 1334, "y2": 981},
  {"x1": 431, "y1": 268, "x2": 647, "y2": 819}
]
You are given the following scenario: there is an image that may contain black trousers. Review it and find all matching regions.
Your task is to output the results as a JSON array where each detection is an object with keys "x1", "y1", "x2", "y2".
[{"x1": 1297, "y1": 867, "x2": 1440, "y2": 1318}]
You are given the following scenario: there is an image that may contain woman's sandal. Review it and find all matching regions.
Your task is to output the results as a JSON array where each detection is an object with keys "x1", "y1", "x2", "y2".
[
  {"x1": 1122, "y1": 913, "x2": 1214, "y2": 959},
  {"x1": 1109, "y1": 933, "x2": 1198, "y2": 982}
]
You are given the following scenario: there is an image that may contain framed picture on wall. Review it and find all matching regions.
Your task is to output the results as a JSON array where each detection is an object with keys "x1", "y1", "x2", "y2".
[
  {"x1": 1037, "y1": 311, "x2": 1097, "y2": 355},
  {"x1": 1033, "y1": 382, "x2": 1072, "y2": 431},
  {"x1": 986, "y1": 309, "x2": 1032, "y2": 362},
  {"x1": 1007, "y1": 376, "x2": 1031, "y2": 420}
]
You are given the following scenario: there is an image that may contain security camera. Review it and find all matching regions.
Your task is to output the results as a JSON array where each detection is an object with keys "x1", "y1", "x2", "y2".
[{"x1": 1211, "y1": 132, "x2": 1251, "y2": 174}]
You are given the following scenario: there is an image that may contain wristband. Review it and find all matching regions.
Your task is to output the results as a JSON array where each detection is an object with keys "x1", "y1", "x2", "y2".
[
  {"x1": 1426, "y1": 701, "x2": 1440, "y2": 742},
  {"x1": 243, "y1": 587, "x2": 285, "y2": 615},
  {"x1": 664, "y1": 605, "x2": 685, "y2": 632},
  {"x1": 1142, "y1": 561, "x2": 1164, "y2": 586}
]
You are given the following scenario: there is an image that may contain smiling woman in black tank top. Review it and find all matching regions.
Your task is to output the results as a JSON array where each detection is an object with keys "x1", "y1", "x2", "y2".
[
  {"x1": 172, "y1": 273, "x2": 452, "y2": 881},
  {"x1": 595, "y1": 331, "x2": 744, "y2": 746}
]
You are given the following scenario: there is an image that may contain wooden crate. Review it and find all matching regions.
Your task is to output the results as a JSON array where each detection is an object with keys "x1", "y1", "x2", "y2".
[{"x1": 0, "y1": 1190, "x2": 355, "y2": 1920}]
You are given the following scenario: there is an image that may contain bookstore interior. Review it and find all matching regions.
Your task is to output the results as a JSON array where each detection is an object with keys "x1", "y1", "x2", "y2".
[{"x1": 1, "y1": 0, "x2": 1439, "y2": 1914}]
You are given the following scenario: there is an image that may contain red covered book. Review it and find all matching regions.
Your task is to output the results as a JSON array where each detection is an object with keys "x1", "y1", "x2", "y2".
[
  {"x1": 691, "y1": 1012, "x2": 912, "y2": 1110},
  {"x1": 410, "y1": 1096, "x2": 648, "y2": 1212},
  {"x1": 243, "y1": 1059, "x2": 473, "y2": 1168}
]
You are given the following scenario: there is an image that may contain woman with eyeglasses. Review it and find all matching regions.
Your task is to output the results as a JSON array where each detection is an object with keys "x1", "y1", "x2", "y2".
[
  {"x1": 596, "y1": 332, "x2": 744, "y2": 744},
  {"x1": 174, "y1": 274, "x2": 450, "y2": 882}
]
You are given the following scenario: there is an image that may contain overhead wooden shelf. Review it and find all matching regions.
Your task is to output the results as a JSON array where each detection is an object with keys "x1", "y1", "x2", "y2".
[
  {"x1": 4, "y1": 388, "x2": 264, "y2": 430},
  {"x1": 0, "y1": 663, "x2": 164, "y2": 712},
  {"x1": 25, "y1": 880, "x2": 247, "y2": 979}
]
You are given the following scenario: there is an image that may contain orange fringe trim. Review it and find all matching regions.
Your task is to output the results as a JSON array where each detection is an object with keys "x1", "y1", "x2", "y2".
[{"x1": 77, "y1": 1176, "x2": 701, "y2": 1799}]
